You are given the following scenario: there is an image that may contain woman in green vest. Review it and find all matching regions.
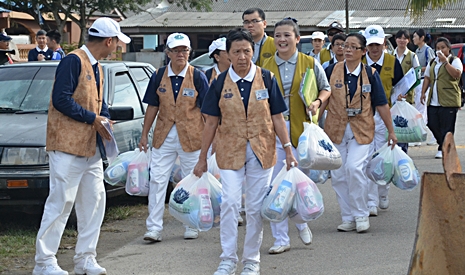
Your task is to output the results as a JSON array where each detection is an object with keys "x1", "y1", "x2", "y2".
[
  {"x1": 262, "y1": 18, "x2": 331, "y2": 255},
  {"x1": 420, "y1": 37, "x2": 463, "y2": 159}
]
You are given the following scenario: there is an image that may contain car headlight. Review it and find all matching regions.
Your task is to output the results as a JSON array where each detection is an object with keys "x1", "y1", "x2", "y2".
[{"x1": 1, "y1": 147, "x2": 49, "y2": 165}]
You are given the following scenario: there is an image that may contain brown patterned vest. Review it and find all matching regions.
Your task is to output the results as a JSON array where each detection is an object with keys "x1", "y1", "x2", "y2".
[
  {"x1": 209, "y1": 68, "x2": 218, "y2": 85},
  {"x1": 152, "y1": 65, "x2": 204, "y2": 152},
  {"x1": 324, "y1": 62, "x2": 375, "y2": 145},
  {"x1": 215, "y1": 67, "x2": 277, "y2": 170},
  {"x1": 46, "y1": 49, "x2": 104, "y2": 157}
]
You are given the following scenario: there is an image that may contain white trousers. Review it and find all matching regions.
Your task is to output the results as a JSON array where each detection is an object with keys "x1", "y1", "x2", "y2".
[
  {"x1": 219, "y1": 142, "x2": 272, "y2": 264},
  {"x1": 367, "y1": 112, "x2": 390, "y2": 207},
  {"x1": 270, "y1": 121, "x2": 308, "y2": 246},
  {"x1": 146, "y1": 125, "x2": 200, "y2": 232},
  {"x1": 35, "y1": 149, "x2": 105, "y2": 265},
  {"x1": 331, "y1": 124, "x2": 371, "y2": 222}
]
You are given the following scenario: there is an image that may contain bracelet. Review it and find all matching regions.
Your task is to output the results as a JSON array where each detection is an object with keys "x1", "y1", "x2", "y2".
[
  {"x1": 283, "y1": 142, "x2": 292, "y2": 148},
  {"x1": 315, "y1": 98, "x2": 322, "y2": 108}
]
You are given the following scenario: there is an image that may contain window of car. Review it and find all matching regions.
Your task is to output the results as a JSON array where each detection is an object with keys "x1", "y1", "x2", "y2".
[
  {"x1": 129, "y1": 67, "x2": 151, "y2": 99},
  {"x1": 113, "y1": 72, "x2": 144, "y2": 118},
  {"x1": 0, "y1": 66, "x2": 55, "y2": 111}
]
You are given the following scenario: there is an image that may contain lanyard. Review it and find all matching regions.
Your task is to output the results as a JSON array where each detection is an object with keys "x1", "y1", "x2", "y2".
[{"x1": 344, "y1": 62, "x2": 364, "y2": 111}]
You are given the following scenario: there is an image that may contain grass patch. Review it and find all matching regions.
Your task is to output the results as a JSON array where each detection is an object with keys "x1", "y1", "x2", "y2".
[{"x1": 103, "y1": 205, "x2": 135, "y2": 223}]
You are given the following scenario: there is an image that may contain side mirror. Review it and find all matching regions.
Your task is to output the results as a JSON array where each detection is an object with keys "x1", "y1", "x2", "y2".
[{"x1": 109, "y1": 106, "x2": 134, "y2": 120}]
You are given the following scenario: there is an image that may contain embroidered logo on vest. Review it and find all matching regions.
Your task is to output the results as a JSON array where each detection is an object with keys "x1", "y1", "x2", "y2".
[
  {"x1": 86, "y1": 70, "x2": 92, "y2": 80},
  {"x1": 262, "y1": 53, "x2": 272, "y2": 58},
  {"x1": 384, "y1": 67, "x2": 392, "y2": 71},
  {"x1": 406, "y1": 61, "x2": 411, "y2": 65},
  {"x1": 159, "y1": 87, "x2": 166, "y2": 93},
  {"x1": 335, "y1": 79, "x2": 343, "y2": 89}
]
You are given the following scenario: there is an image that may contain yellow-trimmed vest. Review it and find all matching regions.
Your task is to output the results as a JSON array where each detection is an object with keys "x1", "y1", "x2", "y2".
[
  {"x1": 324, "y1": 62, "x2": 375, "y2": 145},
  {"x1": 152, "y1": 65, "x2": 204, "y2": 152},
  {"x1": 319, "y1": 48, "x2": 332, "y2": 64},
  {"x1": 427, "y1": 58, "x2": 461, "y2": 107},
  {"x1": 262, "y1": 52, "x2": 317, "y2": 147},
  {"x1": 255, "y1": 37, "x2": 276, "y2": 67},
  {"x1": 215, "y1": 67, "x2": 277, "y2": 170},
  {"x1": 46, "y1": 49, "x2": 104, "y2": 157},
  {"x1": 363, "y1": 53, "x2": 396, "y2": 106},
  {"x1": 399, "y1": 51, "x2": 416, "y2": 104}
]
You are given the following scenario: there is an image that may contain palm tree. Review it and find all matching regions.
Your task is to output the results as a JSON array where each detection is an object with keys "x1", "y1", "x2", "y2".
[{"x1": 408, "y1": 0, "x2": 459, "y2": 17}]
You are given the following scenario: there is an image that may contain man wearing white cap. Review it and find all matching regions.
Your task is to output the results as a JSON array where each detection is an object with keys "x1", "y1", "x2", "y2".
[
  {"x1": 320, "y1": 21, "x2": 345, "y2": 64},
  {"x1": 362, "y1": 25, "x2": 403, "y2": 217},
  {"x1": 33, "y1": 17, "x2": 130, "y2": 275},
  {"x1": 138, "y1": 32, "x2": 209, "y2": 242},
  {"x1": 308, "y1": 31, "x2": 325, "y2": 63},
  {"x1": 205, "y1": 37, "x2": 230, "y2": 84}
]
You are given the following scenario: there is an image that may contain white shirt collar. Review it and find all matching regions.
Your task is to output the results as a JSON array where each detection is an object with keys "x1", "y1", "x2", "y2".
[
  {"x1": 167, "y1": 62, "x2": 189, "y2": 77},
  {"x1": 395, "y1": 47, "x2": 410, "y2": 59},
  {"x1": 228, "y1": 61, "x2": 257, "y2": 82},
  {"x1": 366, "y1": 51, "x2": 385, "y2": 66},
  {"x1": 345, "y1": 62, "x2": 362, "y2": 76},
  {"x1": 80, "y1": 45, "x2": 98, "y2": 65},
  {"x1": 36, "y1": 45, "x2": 48, "y2": 52},
  {"x1": 213, "y1": 64, "x2": 221, "y2": 75},
  {"x1": 332, "y1": 56, "x2": 339, "y2": 63}
]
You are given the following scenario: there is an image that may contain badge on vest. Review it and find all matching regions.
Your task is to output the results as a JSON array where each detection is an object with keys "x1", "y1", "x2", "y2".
[
  {"x1": 255, "y1": 89, "x2": 269, "y2": 101},
  {"x1": 86, "y1": 70, "x2": 92, "y2": 81},
  {"x1": 335, "y1": 79, "x2": 343, "y2": 89},
  {"x1": 182, "y1": 88, "x2": 195, "y2": 97},
  {"x1": 362, "y1": 84, "x2": 371, "y2": 93}
]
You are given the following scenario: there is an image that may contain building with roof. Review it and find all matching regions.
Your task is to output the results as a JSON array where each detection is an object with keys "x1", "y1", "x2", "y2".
[{"x1": 120, "y1": 0, "x2": 465, "y2": 55}]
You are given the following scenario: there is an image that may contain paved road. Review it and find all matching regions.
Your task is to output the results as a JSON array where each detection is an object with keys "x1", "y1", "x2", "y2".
[{"x1": 94, "y1": 110, "x2": 465, "y2": 275}]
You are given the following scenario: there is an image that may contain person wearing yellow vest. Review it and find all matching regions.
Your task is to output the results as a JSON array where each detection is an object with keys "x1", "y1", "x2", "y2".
[
  {"x1": 193, "y1": 28, "x2": 297, "y2": 275},
  {"x1": 261, "y1": 18, "x2": 331, "y2": 254},
  {"x1": 319, "y1": 21, "x2": 344, "y2": 64},
  {"x1": 205, "y1": 37, "x2": 231, "y2": 85},
  {"x1": 242, "y1": 8, "x2": 275, "y2": 67},
  {"x1": 34, "y1": 18, "x2": 131, "y2": 275},
  {"x1": 420, "y1": 37, "x2": 463, "y2": 159},
  {"x1": 138, "y1": 33, "x2": 209, "y2": 242},
  {"x1": 322, "y1": 33, "x2": 397, "y2": 233},
  {"x1": 362, "y1": 25, "x2": 403, "y2": 217},
  {"x1": 308, "y1": 31, "x2": 325, "y2": 63}
]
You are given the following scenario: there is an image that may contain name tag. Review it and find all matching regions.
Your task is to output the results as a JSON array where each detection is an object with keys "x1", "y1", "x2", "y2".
[
  {"x1": 182, "y1": 88, "x2": 195, "y2": 98},
  {"x1": 362, "y1": 84, "x2": 371, "y2": 93},
  {"x1": 255, "y1": 89, "x2": 269, "y2": 101}
]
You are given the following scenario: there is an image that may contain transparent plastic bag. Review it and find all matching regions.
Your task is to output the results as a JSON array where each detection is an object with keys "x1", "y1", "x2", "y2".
[
  {"x1": 288, "y1": 168, "x2": 324, "y2": 223},
  {"x1": 169, "y1": 172, "x2": 220, "y2": 231},
  {"x1": 207, "y1": 153, "x2": 221, "y2": 182},
  {"x1": 297, "y1": 122, "x2": 342, "y2": 170},
  {"x1": 307, "y1": 169, "x2": 329, "y2": 185},
  {"x1": 125, "y1": 149, "x2": 150, "y2": 196},
  {"x1": 367, "y1": 143, "x2": 395, "y2": 186},
  {"x1": 101, "y1": 119, "x2": 119, "y2": 164},
  {"x1": 261, "y1": 165, "x2": 296, "y2": 223},
  {"x1": 387, "y1": 100, "x2": 428, "y2": 143},
  {"x1": 170, "y1": 157, "x2": 183, "y2": 184},
  {"x1": 104, "y1": 150, "x2": 137, "y2": 186},
  {"x1": 392, "y1": 145, "x2": 420, "y2": 190}
]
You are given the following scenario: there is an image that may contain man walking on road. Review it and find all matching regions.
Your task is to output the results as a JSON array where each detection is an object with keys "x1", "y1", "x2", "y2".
[{"x1": 33, "y1": 17, "x2": 130, "y2": 275}]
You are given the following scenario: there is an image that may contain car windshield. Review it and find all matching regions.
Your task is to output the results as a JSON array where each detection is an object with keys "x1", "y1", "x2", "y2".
[{"x1": 0, "y1": 66, "x2": 56, "y2": 111}]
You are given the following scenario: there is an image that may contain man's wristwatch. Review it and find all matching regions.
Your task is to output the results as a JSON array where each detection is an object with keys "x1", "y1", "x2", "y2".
[{"x1": 283, "y1": 142, "x2": 292, "y2": 148}]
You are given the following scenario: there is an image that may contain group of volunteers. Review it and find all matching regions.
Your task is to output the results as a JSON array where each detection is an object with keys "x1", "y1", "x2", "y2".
[{"x1": 30, "y1": 7, "x2": 463, "y2": 275}]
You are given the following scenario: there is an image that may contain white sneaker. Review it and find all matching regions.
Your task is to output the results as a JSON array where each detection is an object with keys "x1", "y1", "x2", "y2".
[
  {"x1": 33, "y1": 263, "x2": 68, "y2": 275},
  {"x1": 298, "y1": 226, "x2": 312, "y2": 245},
  {"x1": 379, "y1": 196, "x2": 389, "y2": 209},
  {"x1": 337, "y1": 221, "x2": 356, "y2": 232},
  {"x1": 369, "y1": 206, "x2": 378, "y2": 216},
  {"x1": 355, "y1": 216, "x2": 370, "y2": 233},
  {"x1": 184, "y1": 227, "x2": 199, "y2": 239},
  {"x1": 74, "y1": 256, "x2": 106, "y2": 275},
  {"x1": 237, "y1": 215, "x2": 244, "y2": 226},
  {"x1": 213, "y1": 260, "x2": 237, "y2": 275},
  {"x1": 241, "y1": 262, "x2": 260, "y2": 275},
  {"x1": 268, "y1": 244, "x2": 291, "y2": 254},
  {"x1": 435, "y1": 151, "x2": 443, "y2": 159},
  {"x1": 143, "y1": 230, "x2": 162, "y2": 242},
  {"x1": 427, "y1": 138, "x2": 437, "y2": 146}
]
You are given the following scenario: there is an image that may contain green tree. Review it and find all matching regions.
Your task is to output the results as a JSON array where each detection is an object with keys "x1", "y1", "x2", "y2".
[{"x1": 407, "y1": 0, "x2": 459, "y2": 17}]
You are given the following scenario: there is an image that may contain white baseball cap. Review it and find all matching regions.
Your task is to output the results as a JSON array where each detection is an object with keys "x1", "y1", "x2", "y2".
[
  {"x1": 364, "y1": 25, "x2": 385, "y2": 45},
  {"x1": 167, "y1": 33, "x2": 191, "y2": 49},
  {"x1": 208, "y1": 37, "x2": 226, "y2": 57},
  {"x1": 311, "y1": 31, "x2": 325, "y2": 41},
  {"x1": 88, "y1": 17, "x2": 131, "y2": 44}
]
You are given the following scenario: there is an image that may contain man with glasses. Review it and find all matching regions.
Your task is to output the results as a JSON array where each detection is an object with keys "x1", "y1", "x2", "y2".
[
  {"x1": 242, "y1": 8, "x2": 276, "y2": 67},
  {"x1": 320, "y1": 21, "x2": 345, "y2": 64},
  {"x1": 322, "y1": 33, "x2": 347, "y2": 69},
  {"x1": 138, "y1": 32, "x2": 209, "y2": 242},
  {"x1": 362, "y1": 25, "x2": 403, "y2": 217}
]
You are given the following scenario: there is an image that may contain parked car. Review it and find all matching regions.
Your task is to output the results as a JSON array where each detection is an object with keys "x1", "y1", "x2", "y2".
[
  {"x1": 190, "y1": 52, "x2": 214, "y2": 72},
  {"x1": 297, "y1": 35, "x2": 331, "y2": 55},
  {"x1": 0, "y1": 61, "x2": 155, "y2": 213}
]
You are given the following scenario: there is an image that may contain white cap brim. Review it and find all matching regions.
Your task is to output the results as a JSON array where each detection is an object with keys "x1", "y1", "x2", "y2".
[
  {"x1": 118, "y1": 33, "x2": 131, "y2": 44},
  {"x1": 366, "y1": 37, "x2": 384, "y2": 45},
  {"x1": 168, "y1": 41, "x2": 191, "y2": 49}
]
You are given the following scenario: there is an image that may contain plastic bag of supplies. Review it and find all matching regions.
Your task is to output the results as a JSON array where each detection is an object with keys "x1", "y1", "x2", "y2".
[
  {"x1": 261, "y1": 164, "x2": 296, "y2": 223},
  {"x1": 307, "y1": 169, "x2": 330, "y2": 185},
  {"x1": 169, "y1": 172, "x2": 221, "y2": 231},
  {"x1": 170, "y1": 157, "x2": 183, "y2": 184},
  {"x1": 207, "y1": 153, "x2": 221, "y2": 182},
  {"x1": 104, "y1": 150, "x2": 137, "y2": 186},
  {"x1": 392, "y1": 145, "x2": 420, "y2": 191},
  {"x1": 125, "y1": 149, "x2": 150, "y2": 196},
  {"x1": 386, "y1": 99, "x2": 427, "y2": 143},
  {"x1": 297, "y1": 122, "x2": 342, "y2": 170},
  {"x1": 288, "y1": 168, "x2": 324, "y2": 223},
  {"x1": 367, "y1": 143, "x2": 395, "y2": 186}
]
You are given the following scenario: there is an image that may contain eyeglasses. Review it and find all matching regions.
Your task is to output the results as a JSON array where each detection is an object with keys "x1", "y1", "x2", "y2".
[
  {"x1": 169, "y1": 49, "x2": 190, "y2": 54},
  {"x1": 334, "y1": 43, "x2": 345, "y2": 48},
  {"x1": 243, "y1": 19, "x2": 263, "y2": 25},
  {"x1": 343, "y1": 45, "x2": 363, "y2": 51}
]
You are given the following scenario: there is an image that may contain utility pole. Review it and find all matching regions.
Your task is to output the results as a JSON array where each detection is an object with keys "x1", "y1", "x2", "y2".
[{"x1": 345, "y1": 0, "x2": 349, "y2": 33}]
